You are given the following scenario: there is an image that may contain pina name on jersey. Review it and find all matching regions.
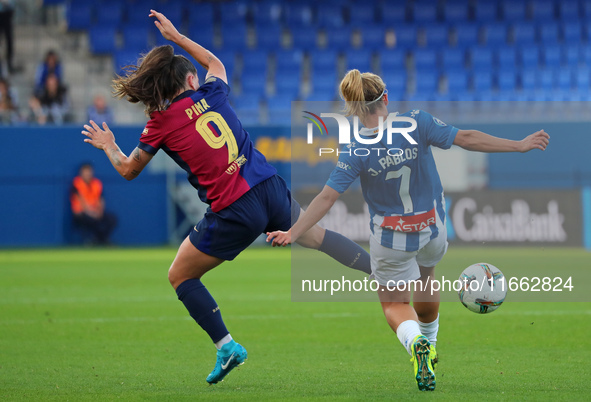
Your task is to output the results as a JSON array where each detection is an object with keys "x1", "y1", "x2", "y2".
[{"x1": 184, "y1": 98, "x2": 211, "y2": 120}]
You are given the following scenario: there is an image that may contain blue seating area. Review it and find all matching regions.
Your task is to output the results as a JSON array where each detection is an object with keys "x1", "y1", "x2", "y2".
[{"x1": 67, "y1": 0, "x2": 591, "y2": 124}]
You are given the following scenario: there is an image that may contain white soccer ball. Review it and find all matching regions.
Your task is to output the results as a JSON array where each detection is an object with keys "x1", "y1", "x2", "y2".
[{"x1": 458, "y1": 263, "x2": 507, "y2": 314}]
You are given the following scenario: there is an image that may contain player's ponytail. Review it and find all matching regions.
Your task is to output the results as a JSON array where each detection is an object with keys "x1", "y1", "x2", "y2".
[
  {"x1": 339, "y1": 69, "x2": 386, "y2": 118},
  {"x1": 112, "y1": 45, "x2": 197, "y2": 116}
]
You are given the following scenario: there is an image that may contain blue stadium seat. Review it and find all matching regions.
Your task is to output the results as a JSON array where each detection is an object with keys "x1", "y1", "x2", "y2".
[
  {"x1": 67, "y1": 2, "x2": 92, "y2": 31},
  {"x1": 454, "y1": 23, "x2": 480, "y2": 48},
  {"x1": 414, "y1": 48, "x2": 437, "y2": 72},
  {"x1": 284, "y1": 3, "x2": 314, "y2": 27},
  {"x1": 414, "y1": 72, "x2": 439, "y2": 94},
  {"x1": 122, "y1": 26, "x2": 151, "y2": 52},
  {"x1": 266, "y1": 95, "x2": 294, "y2": 125},
  {"x1": 497, "y1": 71, "x2": 517, "y2": 91},
  {"x1": 497, "y1": 47, "x2": 517, "y2": 69},
  {"x1": 564, "y1": 44, "x2": 580, "y2": 66},
  {"x1": 442, "y1": 48, "x2": 465, "y2": 70},
  {"x1": 310, "y1": 49, "x2": 338, "y2": 74},
  {"x1": 581, "y1": 45, "x2": 591, "y2": 64},
  {"x1": 157, "y1": 2, "x2": 183, "y2": 28},
  {"x1": 470, "y1": 47, "x2": 493, "y2": 70},
  {"x1": 222, "y1": 22, "x2": 248, "y2": 50},
  {"x1": 125, "y1": 2, "x2": 157, "y2": 27},
  {"x1": 475, "y1": 2, "x2": 498, "y2": 21},
  {"x1": 423, "y1": 25, "x2": 450, "y2": 47},
  {"x1": 276, "y1": 49, "x2": 304, "y2": 73},
  {"x1": 361, "y1": 26, "x2": 385, "y2": 50},
  {"x1": 325, "y1": 27, "x2": 352, "y2": 51},
  {"x1": 512, "y1": 23, "x2": 536, "y2": 44},
  {"x1": 472, "y1": 71, "x2": 493, "y2": 91},
  {"x1": 252, "y1": 1, "x2": 282, "y2": 26},
  {"x1": 582, "y1": 0, "x2": 591, "y2": 19},
  {"x1": 531, "y1": 0, "x2": 556, "y2": 20},
  {"x1": 539, "y1": 22, "x2": 560, "y2": 43},
  {"x1": 381, "y1": 70, "x2": 407, "y2": 97},
  {"x1": 394, "y1": 25, "x2": 418, "y2": 49},
  {"x1": 412, "y1": 2, "x2": 437, "y2": 23},
  {"x1": 482, "y1": 23, "x2": 508, "y2": 47},
  {"x1": 381, "y1": 3, "x2": 407, "y2": 23},
  {"x1": 380, "y1": 49, "x2": 406, "y2": 72},
  {"x1": 186, "y1": 2, "x2": 215, "y2": 24},
  {"x1": 317, "y1": 4, "x2": 345, "y2": 28},
  {"x1": 96, "y1": 2, "x2": 123, "y2": 28},
  {"x1": 242, "y1": 50, "x2": 269, "y2": 71},
  {"x1": 89, "y1": 26, "x2": 116, "y2": 55},
  {"x1": 214, "y1": 50, "x2": 237, "y2": 77},
  {"x1": 231, "y1": 95, "x2": 262, "y2": 126},
  {"x1": 291, "y1": 27, "x2": 318, "y2": 50},
  {"x1": 187, "y1": 24, "x2": 215, "y2": 50},
  {"x1": 520, "y1": 45, "x2": 540, "y2": 67},
  {"x1": 559, "y1": 1, "x2": 579, "y2": 20},
  {"x1": 349, "y1": 3, "x2": 376, "y2": 25},
  {"x1": 113, "y1": 50, "x2": 140, "y2": 76},
  {"x1": 446, "y1": 71, "x2": 469, "y2": 92},
  {"x1": 443, "y1": 1, "x2": 469, "y2": 22},
  {"x1": 275, "y1": 75, "x2": 301, "y2": 97},
  {"x1": 542, "y1": 45, "x2": 561, "y2": 68},
  {"x1": 574, "y1": 67, "x2": 590, "y2": 89},
  {"x1": 240, "y1": 70, "x2": 268, "y2": 98},
  {"x1": 256, "y1": 24, "x2": 283, "y2": 50},
  {"x1": 556, "y1": 68, "x2": 572, "y2": 90},
  {"x1": 346, "y1": 49, "x2": 373, "y2": 72},
  {"x1": 535, "y1": 68, "x2": 554, "y2": 89},
  {"x1": 220, "y1": 2, "x2": 249, "y2": 25},
  {"x1": 309, "y1": 71, "x2": 338, "y2": 100},
  {"x1": 501, "y1": 0, "x2": 526, "y2": 21},
  {"x1": 563, "y1": 22, "x2": 582, "y2": 42},
  {"x1": 520, "y1": 69, "x2": 536, "y2": 90}
]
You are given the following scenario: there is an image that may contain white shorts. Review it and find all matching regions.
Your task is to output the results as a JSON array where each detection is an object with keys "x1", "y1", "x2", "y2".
[{"x1": 369, "y1": 226, "x2": 448, "y2": 288}]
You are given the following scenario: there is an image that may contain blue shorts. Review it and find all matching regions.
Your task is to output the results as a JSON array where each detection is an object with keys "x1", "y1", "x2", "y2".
[{"x1": 190, "y1": 175, "x2": 301, "y2": 261}]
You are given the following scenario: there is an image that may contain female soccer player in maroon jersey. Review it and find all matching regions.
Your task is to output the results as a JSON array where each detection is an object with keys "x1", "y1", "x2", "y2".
[{"x1": 81, "y1": 10, "x2": 370, "y2": 384}]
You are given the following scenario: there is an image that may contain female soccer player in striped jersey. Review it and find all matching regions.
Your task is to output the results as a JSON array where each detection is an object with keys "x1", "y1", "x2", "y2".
[
  {"x1": 81, "y1": 11, "x2": 370, "y2": 384},
  {"x1": 267, "y1": 70, "x2": 549, "y2": 391}
]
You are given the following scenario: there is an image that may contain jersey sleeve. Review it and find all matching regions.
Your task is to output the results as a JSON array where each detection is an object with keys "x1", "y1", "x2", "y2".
[
  {"x1": 325, "y1": 148, "x2": 363, "y2": 194},
  {"x1": 418, "y1": 110, "x2": 459, "y2": 150},
  {"x1": 200, "y1": 76, "x2": 231, "y2": 97},
  {"x1": 137, "y1": 117, "x2": 163, "y2": 155}
]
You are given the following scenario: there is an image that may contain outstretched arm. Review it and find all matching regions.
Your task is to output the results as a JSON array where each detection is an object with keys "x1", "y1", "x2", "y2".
[
  {"x1": 266, "y1": 186, "x2": 341, "y2": 247},
  {"x1": 82, "y1": 120, "x2": 153, "y2": 181},
  {"x1": 454, "y1": 129, "x2": 549, "y2": 153},
  {"x1": 149, "y1": 9, "x2": 227, "y2": 84}
]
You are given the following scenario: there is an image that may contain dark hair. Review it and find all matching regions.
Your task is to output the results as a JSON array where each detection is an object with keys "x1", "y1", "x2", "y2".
[
  {"x1": 112, "y1": 45, "x2": 197, "y2": 116},
  {"x1": 79, "y1": 162, "x2": 94, "y2": 172}
]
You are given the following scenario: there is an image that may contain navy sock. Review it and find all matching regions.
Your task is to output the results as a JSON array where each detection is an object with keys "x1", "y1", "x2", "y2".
[
  {"x1": 175, "y1": 278, "x2": 229, "y2": 343},
  {"x1": 318, "y1": 230, "x2": 371, "y2": 274}
]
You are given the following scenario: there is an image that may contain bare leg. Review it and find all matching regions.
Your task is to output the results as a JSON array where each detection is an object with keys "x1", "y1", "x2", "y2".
[
  {"x1": 168, "y1": 236, "x2": 224, "y2": 289},
  {"x1": 413, "y1": 266, "x2": 440, "y2": 323},
  {"x1": 378, "y1": 286, "x2": 417, "y2": 332}
]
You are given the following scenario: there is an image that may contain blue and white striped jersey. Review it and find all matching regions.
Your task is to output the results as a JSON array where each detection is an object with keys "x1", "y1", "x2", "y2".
[{"x1": 326, "y1": 109, "x2": 458, "y2": 251}]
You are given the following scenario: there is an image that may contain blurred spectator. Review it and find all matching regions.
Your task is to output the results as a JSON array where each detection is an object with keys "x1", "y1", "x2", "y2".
[
  {"x1": 0, "y1": 77, "x2": 18, "y2": 123},
  {"x1": 35, "y1": 50, "x2": 62, "y2": 94},
  {"x1": 0, "y1": 0, "x2": 15, "y2": 75},
  {"x1": 87, "y1": 94, "x2": 114, "y2": 125},
  {"x1": 70, "y1": 163, "x2": 117, "y2": 245},
  {"x1": 29, "y1": 73, "x2": 70, "y2": 124}
]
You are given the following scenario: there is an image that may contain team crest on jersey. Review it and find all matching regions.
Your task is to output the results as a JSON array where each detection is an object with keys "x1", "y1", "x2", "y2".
[
  {"x1": 432, "y1": 117, "x2": 447, "y2": 127},
  {"x1": 142, "y1": 128, "x2": 149, "y2": 134}
]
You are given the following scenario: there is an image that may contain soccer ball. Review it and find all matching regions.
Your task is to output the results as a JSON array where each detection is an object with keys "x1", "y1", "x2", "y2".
[{"x1": 458, "y1": 263, "x2": 507, "y2": 314}]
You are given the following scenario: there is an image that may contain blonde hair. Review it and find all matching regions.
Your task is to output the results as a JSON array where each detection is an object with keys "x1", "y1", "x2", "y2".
[{"x1": 339, "y1": 69, "x2": 386, "y2": 118}]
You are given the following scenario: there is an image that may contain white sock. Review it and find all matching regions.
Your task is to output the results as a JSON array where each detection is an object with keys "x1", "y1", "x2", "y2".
[
  {"x1": 396, "y1": 320, "x2": 422, "y2": 355},
  {"x1": 215, "y1": 334, "x2": 233, "y2": 350},
  {"x1": 418, "y1": 314, "x2": 439, "y2": 347}
]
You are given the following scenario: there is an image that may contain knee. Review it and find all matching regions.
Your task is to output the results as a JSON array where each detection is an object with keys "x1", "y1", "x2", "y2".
[
  {"x1": 296, "y1": 227, "x2": 325, "y2": 250},
  {"x1": 168, "y1": 264, "x2": 184, "y2": 290}
]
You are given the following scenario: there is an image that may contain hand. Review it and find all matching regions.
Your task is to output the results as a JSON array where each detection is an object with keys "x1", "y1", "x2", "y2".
[
  {"x1": 519, "y1": 130, "x2": 550, "y2": 152},
  {"x1": 82, "y1": 120, "x2": 115, "y2": 150},
  {"x1": 266, "y1": 229, "x2": 292, "y2": 247},
  {"x1": 149, "y1": 9, "x2": 182, "y2": 43}
]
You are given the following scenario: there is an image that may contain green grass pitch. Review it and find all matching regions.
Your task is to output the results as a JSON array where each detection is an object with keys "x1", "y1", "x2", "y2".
[{"x1": 1, "y1": 246, "x2": 590, "y2": 401}]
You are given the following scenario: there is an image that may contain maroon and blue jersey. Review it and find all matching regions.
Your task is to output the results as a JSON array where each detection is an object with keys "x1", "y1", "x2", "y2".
[{"x1": 137, "y1": 76, "x2": 276, "y2": 212}]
